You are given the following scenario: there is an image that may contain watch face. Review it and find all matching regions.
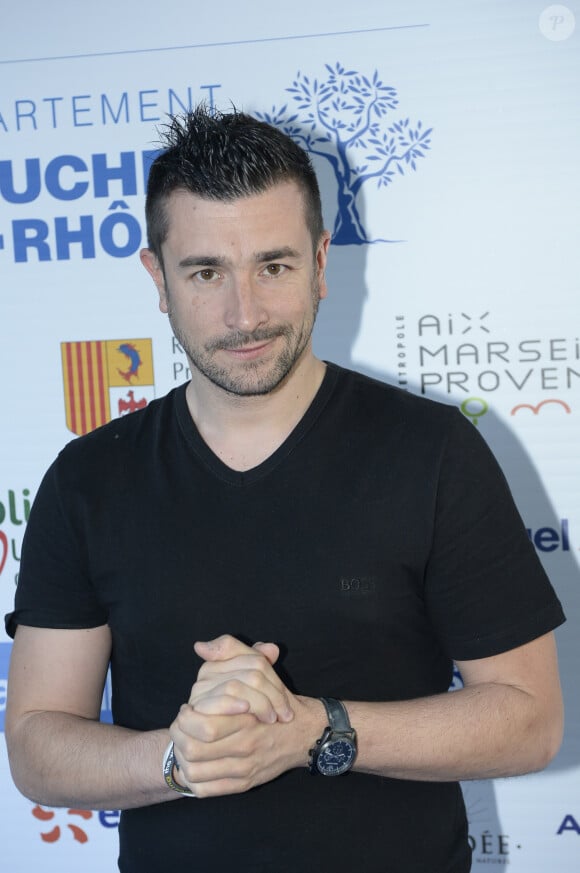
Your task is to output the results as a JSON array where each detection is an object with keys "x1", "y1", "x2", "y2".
[{"x1": 317, "y1": 739, "x2": 356, "y2": 775}]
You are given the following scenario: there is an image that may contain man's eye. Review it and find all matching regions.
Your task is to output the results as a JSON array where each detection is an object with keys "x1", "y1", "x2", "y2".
[
  {"x1": 263, "y1": 264, "x2": 285, "y2": 276},
  {"x1": 196, "y1": 269, "x2": 219, "y2": 282}
]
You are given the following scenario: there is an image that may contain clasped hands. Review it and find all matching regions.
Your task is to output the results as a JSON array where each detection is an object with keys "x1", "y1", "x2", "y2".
[{"x1": 169, "y1": 634, "x2": 320, "y2": 798}]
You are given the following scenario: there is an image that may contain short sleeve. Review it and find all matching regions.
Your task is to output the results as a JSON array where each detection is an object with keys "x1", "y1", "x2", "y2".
[
  {"x1": 424, "y1": 411, "x2": 565, "y2": 660},
  {"x1": 4, "y1": 455, "x2": 108, "y2": 638}
]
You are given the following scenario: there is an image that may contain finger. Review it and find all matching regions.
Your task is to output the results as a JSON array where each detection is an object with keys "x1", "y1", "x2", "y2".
[
  {"x1": 194, "y1": 635, "x2": 256, "y2": 662},
  {"x1": 183, "y1": 777, "x2": 255, "y2": 799},
  {"x1": 195, "y1": 653, "x2": 276, "y2": 676},
  {"x1": 172, "y1": 705, "x2": 254, "y2": 748},
  {"x1": 178, "y1": 755, "x2": 257, "y2": 787},
  {"x1": 192, "y1": 694, "x2": 251, "y2": 717},
  {"x1": 191, "y1": 670, "x2": 294, "y2": 722},
  {"x1": 253, "y1": 641, "x2": 280, "y2": 665},
  {"x1": 190, "y1": 678, "x2": 279, "y2": 724},
  {"x1": 172, "y1": 722, "x2": 274, "y2": 789},
  {"x1": 196, "y1": 653, "x2": 284, "y2": 684},
  {"x1": 195, "y1": 635, "x2": 281, "y2": 668}
]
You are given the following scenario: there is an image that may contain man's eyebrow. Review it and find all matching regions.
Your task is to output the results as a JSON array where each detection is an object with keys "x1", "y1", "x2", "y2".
[
  {"x1": 178, "y1": 255, "x2": 227, "y2": 269},
  {"x1": 255, "y1": 247, "x2": 301, "y2": 262}
]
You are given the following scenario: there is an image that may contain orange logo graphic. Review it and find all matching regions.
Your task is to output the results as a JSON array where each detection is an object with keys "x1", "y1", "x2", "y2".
[
  {"x1": 511, "y1": 399, "x2": 571, "y2": 416},
  {"x1": 61, "y1": 338, "x2": 155, "y2": 435},
  {"x1": 32, "y1": 804, "x2": 92, "y2": 843}
]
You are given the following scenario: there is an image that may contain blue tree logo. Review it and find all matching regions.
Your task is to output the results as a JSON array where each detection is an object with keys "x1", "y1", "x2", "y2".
[{"x1": 257, "y1": 63, "x2": 433, "y2": 245}]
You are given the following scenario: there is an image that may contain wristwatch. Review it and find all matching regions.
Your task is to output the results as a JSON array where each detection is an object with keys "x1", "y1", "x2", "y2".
[{"x1": 308, "y1": 697, "x2": 357, "y2": 776}]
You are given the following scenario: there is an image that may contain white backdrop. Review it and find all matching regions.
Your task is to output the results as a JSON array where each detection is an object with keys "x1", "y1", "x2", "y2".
[{"x1": 1, "y1": 1, "x2": 579, "y2": 869}]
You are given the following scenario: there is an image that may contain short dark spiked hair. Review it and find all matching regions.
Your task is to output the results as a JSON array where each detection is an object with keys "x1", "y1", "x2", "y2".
[{"x1": 145, "y1": 105, "x2": 324, "y2": 263}]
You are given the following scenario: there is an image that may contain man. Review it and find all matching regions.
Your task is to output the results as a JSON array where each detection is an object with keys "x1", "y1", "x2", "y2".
[{"x1": 5, "y1": 106, "x2": 565, "y2": 873}]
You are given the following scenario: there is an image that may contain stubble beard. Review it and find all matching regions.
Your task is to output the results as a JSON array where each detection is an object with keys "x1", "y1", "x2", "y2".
[{"x1": 167, "y1": 281, "x2": 321, "y2": 397}]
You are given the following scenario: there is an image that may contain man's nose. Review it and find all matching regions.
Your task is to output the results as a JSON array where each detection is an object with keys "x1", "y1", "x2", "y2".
[{"x1": 224, "y1": 275, "x2": 269, "y2": 333}]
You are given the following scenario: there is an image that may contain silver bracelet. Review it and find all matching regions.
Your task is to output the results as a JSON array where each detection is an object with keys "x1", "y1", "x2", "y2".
[{"x1": 162, "y1": 741, "x2": 196, "y2": 797}]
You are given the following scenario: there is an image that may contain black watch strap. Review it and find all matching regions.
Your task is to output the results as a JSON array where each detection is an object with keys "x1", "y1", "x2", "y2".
[{"x1": 320, "y1": 697, "x2": 351, "y2": 731}]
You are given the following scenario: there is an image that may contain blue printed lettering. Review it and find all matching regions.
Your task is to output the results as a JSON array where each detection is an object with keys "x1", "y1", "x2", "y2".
[
  {"x1": 45, "y1": 155, "x2": 89, "y2": 201},
  {"x1": 92, "y1": 152, "x2": 137, "y2": 197},
  {"x1": 1, "y1": 149, "x2": 162, "y2": 204},
  {"x1": 55, "y1": 215, "x2": 96, "y2": 260},
  {"x1": 42, "y1": 97, "x2": 64, "y2": 128},
  {"x1": 200, "y1": 84, "x2": 221, "y2": 110},
  {"x1": 562, "y1": 518, "x2": 570, "y2": 549},
  {"x1": 534, "y1": 527, "x2": 559, "y2": 552},
  {"x1": 15, "y1": 99, "x2": 37, "y2": 131},
  {"x1": 13, "y1": 219, "x2": 51, "y2": 262},
  {"x1": 12, "y1": 209, "x2": 142, "y2": 261},
  {"x1": 139, "y1": 89, "x2": 160, "y2": 122},
  {"x1": 168, "y1": 88, "x2": 193, "y2": 115},
  {"x1": 101, "y1": 92, "x2": 130, "y2": 125},
  {"x1": 98, "y1": 810, "x2": 121, "y2": 829},
  {"x1": 557, "y1": 814, "x2": 580, "y2": 835},
  {"x1": 526, "y1": 519, "x2": 570, "y2": 552},
  {"x1": 72, "y1": 94, "x2": 92, "y2": 127},
  {"x1": 99, "y1": 211, "x2": 142, "y2": 257},
  {"x1": 0, "y1": 158, "x2": 41, "y2": 204},
  {"x1": 143, "y1": 149, "x2": 163, "y2": 189}
]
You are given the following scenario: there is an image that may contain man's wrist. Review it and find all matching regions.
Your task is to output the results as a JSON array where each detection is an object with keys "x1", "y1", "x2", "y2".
[{"x1": 293, "y1": 696, "x2": 331, "y2": 769}]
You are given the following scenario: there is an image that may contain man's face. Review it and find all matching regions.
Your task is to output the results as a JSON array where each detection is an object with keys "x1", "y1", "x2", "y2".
[{"x1": 141, "y1": 182, "x2": 329, "y2": 397}]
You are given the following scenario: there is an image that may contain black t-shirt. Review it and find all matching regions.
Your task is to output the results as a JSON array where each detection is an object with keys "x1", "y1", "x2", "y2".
[{"x1": 6, "y1": 364, "x2": 565, "y2": 873}]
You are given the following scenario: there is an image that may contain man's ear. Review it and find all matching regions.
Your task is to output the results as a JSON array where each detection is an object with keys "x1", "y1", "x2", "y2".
[
  {"x1": 315, "y1": 231, "x2": 331, "y2": 301},
  {"x1": 140, "y1": 248, "x2": 168, "y2": 313}
]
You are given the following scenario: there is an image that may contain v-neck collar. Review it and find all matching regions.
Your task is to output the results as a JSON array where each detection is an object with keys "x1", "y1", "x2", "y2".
[{"x1": 174, "y1": 364, "x2": 339, "y2": 486}]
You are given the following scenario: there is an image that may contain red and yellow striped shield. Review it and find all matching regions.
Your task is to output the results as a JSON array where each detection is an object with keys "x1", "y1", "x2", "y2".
[{"x1": 61, "y1": 339, "x2": 155, "y2": 435}]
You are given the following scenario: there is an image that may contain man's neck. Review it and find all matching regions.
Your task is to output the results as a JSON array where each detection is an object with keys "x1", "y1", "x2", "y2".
[{"x1": 184, "y1": 353, "x2": 326, "y2": 472}]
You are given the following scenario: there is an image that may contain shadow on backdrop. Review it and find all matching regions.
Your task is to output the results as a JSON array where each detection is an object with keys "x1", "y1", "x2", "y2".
[{"x1": 311, "y1": 155, "x2": 579, "y2": 855}]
